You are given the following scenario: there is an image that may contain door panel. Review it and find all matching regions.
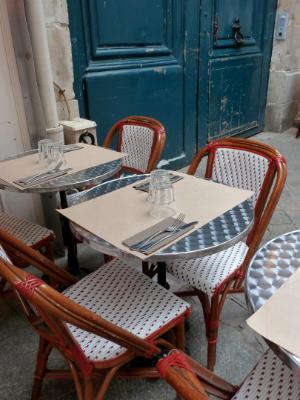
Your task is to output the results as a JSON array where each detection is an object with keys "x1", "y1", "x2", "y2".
[
  {"x1": 86, "y1": 66, "x2": 184, "y2": 161},
  {"x1": 70, "y1": 0, "x2": 200, "y2": 169},
  {"x1": 208, "y1": 55, "x2": 262, "y2": 139},
  {"x1": 90, "y1": 0, "x2": 165, "y2": 47}
]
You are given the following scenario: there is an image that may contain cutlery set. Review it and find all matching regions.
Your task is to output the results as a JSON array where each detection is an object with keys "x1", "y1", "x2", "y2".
[
  {"x1": 126, "y1": 174, "x2": 198, "y2": 254},
  {"x1": 125, "y1": 213, "x2": 198, "y2": 254},
  {"x1": 14, "y1": 145, "x2": 82, "y2": 188}
]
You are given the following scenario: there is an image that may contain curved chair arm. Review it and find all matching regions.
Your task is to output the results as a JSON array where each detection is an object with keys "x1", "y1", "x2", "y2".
[
  {"x1": 156, "y1": 350, "x2": 236, "y2": 399},
  {"x1": 0, "y1": 228, "x2": 77, "y2": 287},
  {"x1": 102, "y1": 120, "x2": 120, "y2": 149},
  {"x1": 162, "y1": 365, "x2": 209, "y2": 399},
  {"x1": 187, "y1": 145, "x2": 210, "y2": 176}
]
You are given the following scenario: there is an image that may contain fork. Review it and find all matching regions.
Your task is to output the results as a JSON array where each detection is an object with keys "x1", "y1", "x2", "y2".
[{"x1": 130, "y1": 213, "x2": 185, "y2": 250}]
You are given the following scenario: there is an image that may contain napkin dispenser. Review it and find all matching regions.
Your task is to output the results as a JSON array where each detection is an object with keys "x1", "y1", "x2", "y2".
[{"x1": 60, "y1": 118, "x2": 98, "y2": 146}]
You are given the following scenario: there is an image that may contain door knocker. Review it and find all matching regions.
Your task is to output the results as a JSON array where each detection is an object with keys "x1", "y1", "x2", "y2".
[{"x1": 232, "y1": 17, "x2": 244, "y2": 46}]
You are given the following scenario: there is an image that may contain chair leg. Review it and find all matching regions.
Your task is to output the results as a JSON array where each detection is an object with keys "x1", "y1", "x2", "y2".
[
  {"x1": 197, "y1": 280, "x2": 234, "y2": 371},
  {"x1": 197, "y1": 292, "x2": 210, "y2": 338},
  {"x1": 31, "y1": 338, "x2": 52, "y2": 400},
  {"x1": 95, "y1": 366, "x2": 121, "y2": 400},
  {"x1": 206, "y1": 295, "x2": 220, "y2": 371},
  {"x1": 83, "y1": 378, "x2": 94, "y2": 400},
  {"x1": 175, "y1": 321, "x2": 185, "y2": 351}
]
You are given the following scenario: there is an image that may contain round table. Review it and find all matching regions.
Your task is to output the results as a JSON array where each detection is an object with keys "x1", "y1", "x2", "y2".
[
  {"x1": 68, "y1": 175, "x2": 254, "y2": 285},
  {"x1": 0, "y1": 149, "x2": 122, "y2": 274},
  {"x1": 246, "y1": 230, "x2": 300, "y2": 374},
  {"x1": 0, "y1": 149, "x2": 122, "y2": 193}
]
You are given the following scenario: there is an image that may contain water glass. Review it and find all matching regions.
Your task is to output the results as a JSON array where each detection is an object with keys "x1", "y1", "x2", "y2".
[
  {"x1": 46, "y1": 141, "x2": 64, "y2": 170},
  {"x1": 148, "y1": 169, "x2": 175, "y2": 218},
  {"x1": 38, "y1": 139, "x2": 52, "y2": 166}
]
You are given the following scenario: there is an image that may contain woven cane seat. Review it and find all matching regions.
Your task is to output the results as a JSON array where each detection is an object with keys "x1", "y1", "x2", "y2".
[
  {"x1": 166, "y1": 242, "x2": 248, "y2": 297},
  {"x1": 64, "y1": 259, "x2": 190, "y2": 362},
  {"x1": 0, "y1": 212, "x2": 54, "y2": 247},
  {"x1": 233, "y1": 349, "x2": 300, "y2": 399}
]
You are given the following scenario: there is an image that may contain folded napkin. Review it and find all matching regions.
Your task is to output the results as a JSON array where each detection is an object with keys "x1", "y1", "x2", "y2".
[
  {"x1": 123, "y1": 216, "x2": 197, "y2": 255},
  {"x1": 133, "y1": 174, "x2": 184, "y2": 192}
]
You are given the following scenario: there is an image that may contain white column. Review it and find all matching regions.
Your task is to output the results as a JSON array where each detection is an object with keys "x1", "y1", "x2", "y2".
[{"x1": 24, "y1": 0, "x2": 64, "y2": 142}]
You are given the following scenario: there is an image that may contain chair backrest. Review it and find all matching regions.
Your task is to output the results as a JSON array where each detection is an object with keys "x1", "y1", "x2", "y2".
[
  {"x1": 103, "y1": 116, "x2": 166, "y2": 174},
  {"x1": 0, "y1": 244, "x2": 160, "y2": 373},
  {"x1": 188, "y1": 138, "x2": 287, "y2": 260}
]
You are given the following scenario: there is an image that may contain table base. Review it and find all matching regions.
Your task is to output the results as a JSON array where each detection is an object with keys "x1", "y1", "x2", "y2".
[
  {"x1": 60, "y1": 191, "x2": 80, "y2": 275},
  {"x1": 142, "y1": 261, "x2": 170, "y2": 289}
]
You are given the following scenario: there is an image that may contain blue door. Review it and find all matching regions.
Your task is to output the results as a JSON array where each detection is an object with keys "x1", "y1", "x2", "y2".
[
  {"x1": 199, "y1": 0, "x2": 277, "y2": 145},
  {"x1": 68, "y1": 1, "x2": 277, "y2": 167}
]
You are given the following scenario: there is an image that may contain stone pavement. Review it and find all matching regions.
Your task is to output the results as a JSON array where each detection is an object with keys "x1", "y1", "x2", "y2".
[{"x1": 0, "y1": 128, "x2": 298, "y2": 399}]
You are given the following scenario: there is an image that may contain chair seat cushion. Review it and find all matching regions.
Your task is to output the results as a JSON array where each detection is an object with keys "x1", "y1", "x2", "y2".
[
  {"x1": 63, "y1": 259, "x2": 190, "y2": 362},
  {"x1": 166, "y1": 242, "x2": 248, "y2": 297},
  {"x1": 0, "y1": 212, "x2": 54, "y2": 247},
  {"x1": 233, "y1": 349, "x2": 300, "y2": 399}
]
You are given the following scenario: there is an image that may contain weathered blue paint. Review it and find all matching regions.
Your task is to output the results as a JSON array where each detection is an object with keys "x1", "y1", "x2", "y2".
[
  {"x1": 198, "y1": 0, "x2": 277, "y2": 145},
  {"x1": 68, "y1": 0, "x2": 201, "y2": 169},
  {"x1": 67, "y1": 0, "x2": 277, "y2": 168}
]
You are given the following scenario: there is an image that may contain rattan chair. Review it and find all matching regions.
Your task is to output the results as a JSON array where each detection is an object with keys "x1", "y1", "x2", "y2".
[
  {"x1": 0, "y1": 212, "x2": 55, "y2": 293},
  {"x1": 0, "y1": 229, "x2": 190, "y2": 400},
  {"x1": 103, "y1": 116, "x2": 166, "y2": 174},
  {"x1": 157, "y1": 348, "x2": 300, "y2": 399},
  {"x1": 166, "y1": 138, "x2": 287, "y2": 370}
]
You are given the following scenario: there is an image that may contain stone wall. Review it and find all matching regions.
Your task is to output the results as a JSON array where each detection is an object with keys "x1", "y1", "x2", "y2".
[
  {"x1": 265, "y1": 0, "x2": 300, "y2": 132},
  {"x1": 42, "y1": 0, "x2": 79, "y2": 121}
]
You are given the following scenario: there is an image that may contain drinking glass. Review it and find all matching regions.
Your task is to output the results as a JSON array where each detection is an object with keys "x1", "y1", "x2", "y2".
[
  {"x1": 46, "y1": 141, "x2": 64, "y2": 170},
  {"x1": 38, "y1": 139, "x2": 52, "y2": 166},
  {"x1": 148, "y1": 169, "x2": 175, "y2": 218}
]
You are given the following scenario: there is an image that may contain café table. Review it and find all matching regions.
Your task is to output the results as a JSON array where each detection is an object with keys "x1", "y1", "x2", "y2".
[
  {"x1": 246, "y1": 230, "x2": 300, "y2": 375},
  {"x1": 0, "y1": 147, "x2": 123, "y2": 274},
  {"x1": 67, "y1": 174, "x2": 254, "y2": 287}
]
